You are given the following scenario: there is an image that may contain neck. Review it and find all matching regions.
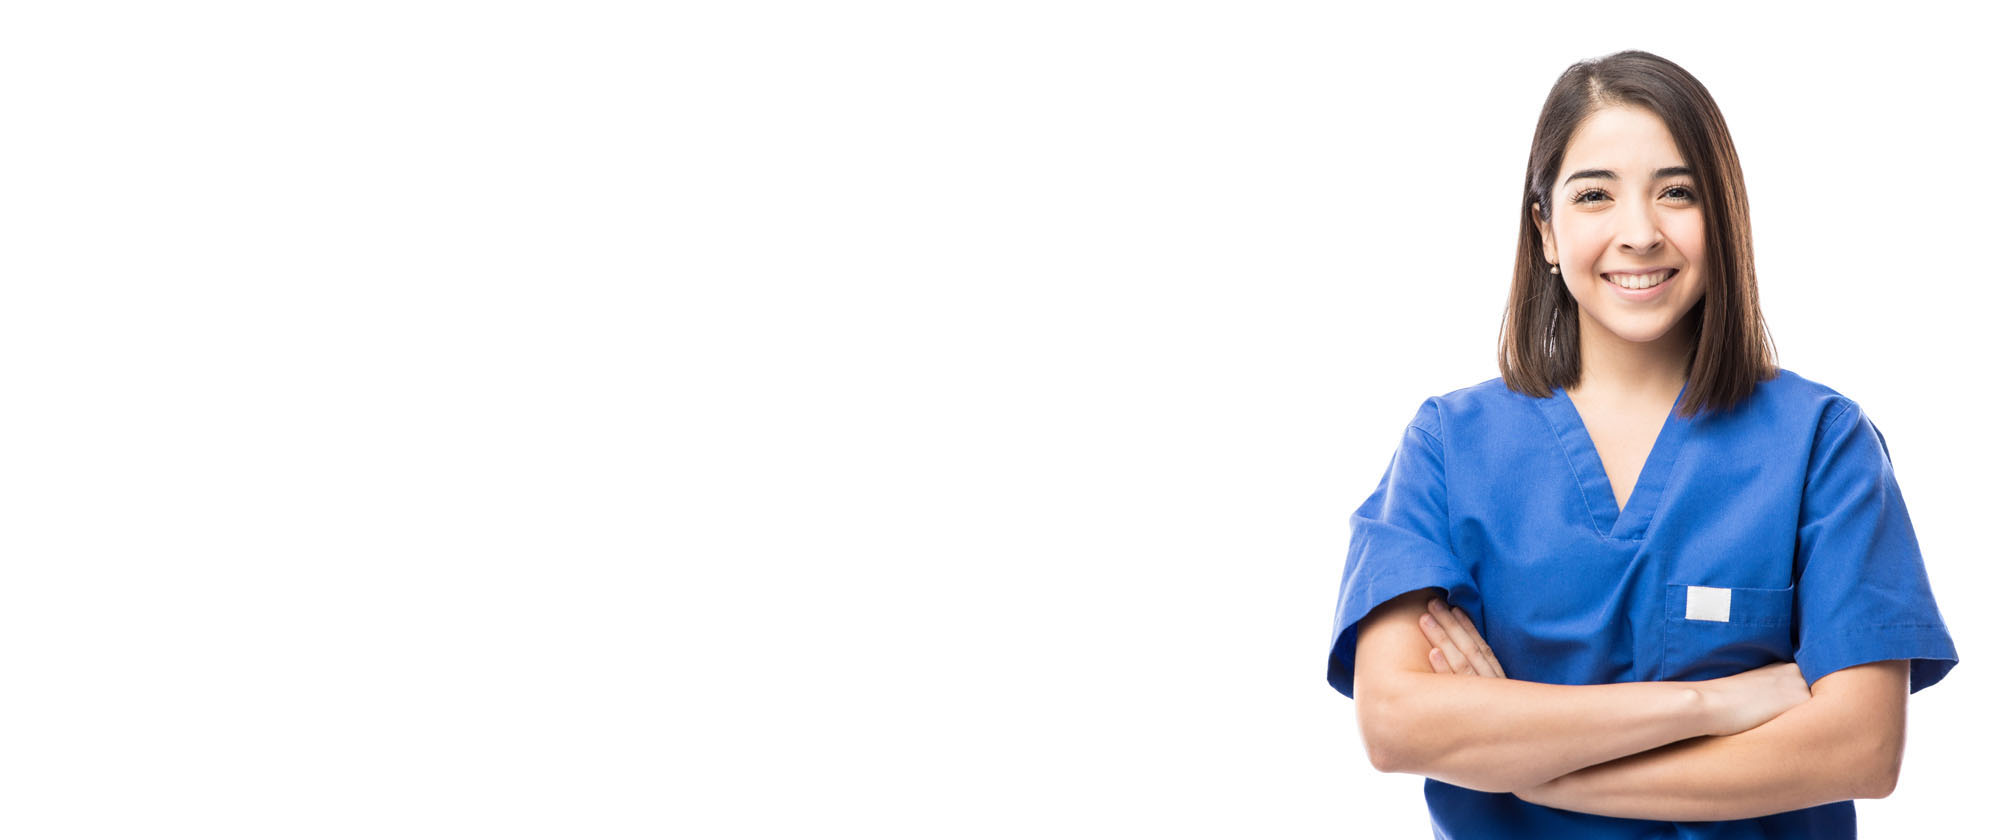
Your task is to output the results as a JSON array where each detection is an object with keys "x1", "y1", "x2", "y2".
[{"x1": 1573, "y1": 314, "x2": 1695, "y2": 402}]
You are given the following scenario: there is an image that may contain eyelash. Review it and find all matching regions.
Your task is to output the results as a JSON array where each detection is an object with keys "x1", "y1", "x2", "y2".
[{"x1": 1569, "y1": 184, "x2": 1699, "y2": 204}]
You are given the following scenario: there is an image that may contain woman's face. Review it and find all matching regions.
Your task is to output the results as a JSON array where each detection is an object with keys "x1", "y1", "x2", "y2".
[{"x1": 1533, "y1": 105, "x2": 1707, "y2": 350}]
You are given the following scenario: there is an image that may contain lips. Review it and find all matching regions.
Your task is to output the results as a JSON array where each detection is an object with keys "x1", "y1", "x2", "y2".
[
  {"x1": 1600, "y1": 269, "x2": 1677, "y2": 281},
  {"x1": 1600, "y1": 268, "x2": 1676, "y2": 298}
]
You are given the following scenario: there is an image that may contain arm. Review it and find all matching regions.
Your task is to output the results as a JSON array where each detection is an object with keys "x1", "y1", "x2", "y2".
[
  {"x1": 1353, "y1": 588, "x2": 1716, "y2": 793},
  {"x1": 1515, "y1": 659, "x2": 1909, "y2": 821}
]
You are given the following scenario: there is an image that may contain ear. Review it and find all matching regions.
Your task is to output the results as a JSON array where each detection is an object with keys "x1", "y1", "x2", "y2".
[{"x1": 1531, "y1": 202, "x2": 1558, "y2": 265}]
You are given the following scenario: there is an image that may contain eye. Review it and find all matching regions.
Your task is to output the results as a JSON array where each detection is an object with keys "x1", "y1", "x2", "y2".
[
  {"x1": 1568, "y1": 187, "x2": 1608, "y2": 204},
  {"x1": 1568, "y1": 184, "x2": 1700, "y2": 204}
]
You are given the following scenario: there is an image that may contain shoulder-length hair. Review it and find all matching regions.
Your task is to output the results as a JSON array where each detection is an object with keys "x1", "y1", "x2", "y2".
[{"x1": 1498, "y1": 50, "x2": 1777, "y2": 418}]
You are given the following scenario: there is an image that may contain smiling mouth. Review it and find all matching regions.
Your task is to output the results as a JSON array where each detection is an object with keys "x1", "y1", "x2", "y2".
[{"x1": 1601, "y1": 269, "x2": 1677, "y2": 290}]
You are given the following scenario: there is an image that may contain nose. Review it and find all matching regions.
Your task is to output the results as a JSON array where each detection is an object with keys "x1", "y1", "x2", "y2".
[{"x1": 1616, "y1": 201, "x2": 1665, "y2": 254}]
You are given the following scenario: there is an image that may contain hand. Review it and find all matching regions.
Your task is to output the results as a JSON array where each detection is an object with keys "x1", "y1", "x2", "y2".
[
  {"x1": 1417, "y1": 597, "x2": 1507, "y2": 678},
  {"x1": 1695, "y1": 660, "x2": 1811, "y2": 737}
]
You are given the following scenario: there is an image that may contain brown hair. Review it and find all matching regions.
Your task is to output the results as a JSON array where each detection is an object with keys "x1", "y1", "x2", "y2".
[{"x1": 1498, "y1": 50, "x2": 1777, "y2": 418}]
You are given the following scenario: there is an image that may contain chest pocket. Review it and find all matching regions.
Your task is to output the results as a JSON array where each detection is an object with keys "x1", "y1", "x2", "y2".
[{"x1": 1660, "y1": 582, "x2": 1795, "y2": 681}]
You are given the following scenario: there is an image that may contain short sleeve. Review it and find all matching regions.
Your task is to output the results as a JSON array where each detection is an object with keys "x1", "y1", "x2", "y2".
[
  {"x1": 1793, "y1": 399, "x2": 1958, "y2": 694},
  {"x1": 1325, "y1": 399, "x2": 1478, "y2": 699}
]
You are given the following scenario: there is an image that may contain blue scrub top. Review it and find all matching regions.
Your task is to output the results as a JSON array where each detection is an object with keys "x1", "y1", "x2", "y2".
[{"x1": 1326, "y1": 369, "x2": 1958, "y2": 839}]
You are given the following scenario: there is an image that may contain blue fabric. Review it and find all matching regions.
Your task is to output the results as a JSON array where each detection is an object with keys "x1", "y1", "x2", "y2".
[{"x1": 1325, "y1": 369, "x2": 1957, "y2": 838}]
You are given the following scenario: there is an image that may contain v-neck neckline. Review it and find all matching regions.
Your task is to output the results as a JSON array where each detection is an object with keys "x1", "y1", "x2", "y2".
[{"x1": 1540, "y1": 378, "x2": 1692, "y2": 541}]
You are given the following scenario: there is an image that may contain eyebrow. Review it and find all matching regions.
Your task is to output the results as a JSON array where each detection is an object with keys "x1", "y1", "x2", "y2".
[{"x1": 1564, "y1": 166, "x2": 1695, "y2": 185}]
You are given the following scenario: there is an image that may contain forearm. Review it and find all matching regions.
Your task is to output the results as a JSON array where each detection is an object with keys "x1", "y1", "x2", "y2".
[
  {"x1": 1517, "y1": 692, "x2": 1893, "y2": 821},
  {"x1": 1365, "y1": 672, "x2": 1709, "y2": 793}
]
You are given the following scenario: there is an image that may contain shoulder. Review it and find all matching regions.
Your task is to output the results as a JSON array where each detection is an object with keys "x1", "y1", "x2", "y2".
[
  {"x1": 1726, "y1": 367, "x2": 1864, "y2": 431},
  {"x1": 1717, "y1": 368, "x2": 1898, "y2": 468},
  {"x1": 1404, "y1": 376, "x2": 1537, "y2": 443}
]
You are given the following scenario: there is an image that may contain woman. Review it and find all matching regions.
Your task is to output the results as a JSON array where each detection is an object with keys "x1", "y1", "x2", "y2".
[{"x1": 1323, "y1": 51, "x2": 1957, "y2": 837}]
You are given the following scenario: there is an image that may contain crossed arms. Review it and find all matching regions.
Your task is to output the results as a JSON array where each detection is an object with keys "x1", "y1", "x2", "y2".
[{"x1": 1352, "y1": 587, "x2": 1910, "y2": 822}]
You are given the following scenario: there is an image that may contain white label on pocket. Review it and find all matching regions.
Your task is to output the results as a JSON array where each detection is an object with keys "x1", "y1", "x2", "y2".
[{"x1": 1686, "y1": 586, "x2": 1732, "y2": 622}]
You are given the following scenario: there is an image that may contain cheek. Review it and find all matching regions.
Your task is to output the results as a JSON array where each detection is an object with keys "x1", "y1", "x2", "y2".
[
  {"x1": 1670, "y1": 215, "x2": 1705, "y2": 263},
  {"x1": 1554, "y1": 219, "x2": 1610, "y2": 263}
]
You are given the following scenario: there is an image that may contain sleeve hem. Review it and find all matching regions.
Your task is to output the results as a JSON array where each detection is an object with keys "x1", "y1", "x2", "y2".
[
  {"x1": 1796, "y1": 624, "x2": 1959, "y2": 694},
  {"x1": 1325, "y1": 563, "x2": 1476, "y2": 700}
]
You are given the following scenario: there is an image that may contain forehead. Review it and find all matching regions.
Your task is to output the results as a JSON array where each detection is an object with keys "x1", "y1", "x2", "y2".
[{"x1": 1561, "y1": 106, "x2": 1687, "y2": 179}]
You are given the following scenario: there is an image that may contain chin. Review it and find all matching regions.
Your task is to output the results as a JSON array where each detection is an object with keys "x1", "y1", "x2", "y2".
[
  {"x1": 1578, "y1": 308, "x2": 1688, "y2": 344},
  {"x1": 1610, "y1": 328, "x2": 1680, "y2": 344},
  {"x1": 1603, "y1": 317, "x2": 1694, "y2": 344}
]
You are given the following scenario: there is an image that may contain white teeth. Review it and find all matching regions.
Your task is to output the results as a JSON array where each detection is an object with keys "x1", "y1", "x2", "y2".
[{"x1": 1605, "y1": 270, "x2": 1672, "y2": 290}]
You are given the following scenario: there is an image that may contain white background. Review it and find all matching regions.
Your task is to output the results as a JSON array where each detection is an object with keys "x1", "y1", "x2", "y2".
[{"x1": 1, "y1": 1, "x2": 1991, "y2": 837}]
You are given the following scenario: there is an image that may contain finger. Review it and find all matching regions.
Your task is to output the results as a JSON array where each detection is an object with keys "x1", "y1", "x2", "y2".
[
  {"x1": 1416, "y1": 613, "x2": 1461, "y2": 673},
  {"x1": 1435, "y1": 602, "x2": 1496, "y2": 679},
  {"x1": 1421, "y1": 603, "x2": 1475, "y2": 674},
  {"x1": 1453, "y1": 606, "x2": 1507, "y2": 679},
  {"x1": 1446, "y1": 606, "x2": 1503, "y2": 679},
  {"x1": 1456, "y1": 608, "x2": 1507, "y2": 679},
  {"x1": 1426, "y1": 616, "x2": 1473, "y2": 675},
  {"x1": 1429, "y1": 599, "x2": 1489, "y2": 677}
]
